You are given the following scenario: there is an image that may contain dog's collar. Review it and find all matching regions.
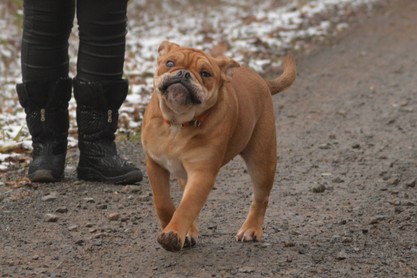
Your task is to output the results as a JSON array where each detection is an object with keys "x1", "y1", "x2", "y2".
[{"x1": 163, "y1": 111, "x2": 210, "y2": 128}]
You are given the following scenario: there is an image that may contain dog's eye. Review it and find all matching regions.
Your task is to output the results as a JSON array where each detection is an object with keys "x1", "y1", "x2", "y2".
[
  {"x1": 200, "y1": 71, "x2": 212, "y2": 78},
  {"x1": 166, "y1": 60, "x2": 175, "y2": 68}
]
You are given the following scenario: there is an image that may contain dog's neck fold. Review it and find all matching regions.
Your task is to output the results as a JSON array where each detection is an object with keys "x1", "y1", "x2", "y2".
[
  {"x1": 158, "y1": 99, "x2": 196, "y2": 125},
  {"x1": 158, "y1": 98, "x2": 212, "y2": 128}
]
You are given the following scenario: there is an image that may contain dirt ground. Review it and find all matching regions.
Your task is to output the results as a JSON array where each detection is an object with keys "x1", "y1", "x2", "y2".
[{"x1": 1, "y1": 0, "x2": 417, "y2": 277}]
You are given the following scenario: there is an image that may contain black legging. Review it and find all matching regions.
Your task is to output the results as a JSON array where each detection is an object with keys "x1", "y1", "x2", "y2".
[{"x1": 21, "y1": 0, "x2": 128, "y2": 82}]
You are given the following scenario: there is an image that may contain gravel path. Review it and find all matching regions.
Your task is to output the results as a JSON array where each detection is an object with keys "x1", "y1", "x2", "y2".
[{"x1": 1, "y1": 0, "x2": 416, "y2": 277}]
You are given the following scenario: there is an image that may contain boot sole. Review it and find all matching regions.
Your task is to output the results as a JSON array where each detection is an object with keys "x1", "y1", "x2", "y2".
[
  {"x1": 77, "y1": 167, "x2": 143, "y2": 185},
  {"x1": 28, "y1": 169, "x2": 63, "y2": 183}
]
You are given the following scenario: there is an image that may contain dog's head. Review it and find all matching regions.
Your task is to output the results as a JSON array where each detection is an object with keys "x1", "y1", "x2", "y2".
[{"x1": 154, "y1": 41, "x2": 240, "y2": 121}]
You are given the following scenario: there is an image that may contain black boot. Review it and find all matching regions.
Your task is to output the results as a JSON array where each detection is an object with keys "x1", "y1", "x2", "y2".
[
  {"x1": 16, "y1": 78, "x2": 72, "y2": 182},
  {"x1": 73, "y1": 78, "x2": 143, "y2": 184}
]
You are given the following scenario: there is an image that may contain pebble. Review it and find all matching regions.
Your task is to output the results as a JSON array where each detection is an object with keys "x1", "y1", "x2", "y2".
[
  {"x1": 386, "y1": 177, "x2": 400, "y2": 186},
  {"x1": 342, "y1": 236, "x2": 353, "y2": 243},
  {"x1": 339, "y1": 219, "x2": 347, "y2": 225},
  {"x1": 96, "y1": 204, "x2": 108, "y2": 210},
  {"x1": 93, "y1": 233, "x2": 105, "y2": 239},
  {"x1": 34, "y1": 267, "x2": 48, "y2": 274},
  {"x1": 107, "y1": 212, "x2": 120, "y2": 221},
  {"x1": 337, "y1": 110, "x2": 347, "y2": 117},
  {"x1": 405, "y1": 178, "x2": 416, "y2": 188},
  {"x1": 261, "y1": 243, "x2": 271, "y2": 248},
  {"x1": 388, "y1": 200, "x2": 401, "y2": 206},
  {"x1": 129, "y1": 186, "x2": 142, "y2": 193},
  {"x1": 84, "y1": 197, "x2": 95, "y2": 203},
  {"x1": 312, "y1": 254, "x2": 323, "y2": 264},
  {"x1": 369, "y1": 215, "x2": 385, "y2": 224},
  {"x1": 68, "y1": 225, "x2": 78, "y2": 231},
  {"x1": 399, "y1": 107, "x2": 413, "y2": 113},
  {"x1": 41, "y1": 192, "x2": 58, "y2": 202},
  {"x1": 283, "y1": 240, "x2": 295, "y2": 247},
  {"x1": 332, "y1": 177, "x2": 344, "y2": 183},
  {"x1": 208, "y1": 225, "x2": 218, "y2": 230},
  {"x1": 121, "y1": 216, "x2": 130, "y2": 222},
  {"x1": 332, "y1": 235, "x2": 340, "y2": 242},
  {"x1": 312, "y1": 184, "x2": 326, "y2": 193},
  {"x1": 238, "y1": 267, "x2": 255, "y2": 273},
  {"x1": 381, "y1": 174, "x2": 391, "y2": 181},
  {"x1": 55, "y1": 207, "x2": 68, "y2": 213},
  {"x1": 394, "y1": 207, "x2": 403, "y2": 214},
  {"x1": 44, "y1": 213, "x2": 58, "y2": 222},
  {"x1": 336, "y1": 250, "x2": 348, "y2": 260},
  {"x1": 318, "y1": 143, "x2": 331, "y2": 150},
  {"x1": 138, "y1": 193, "x2": 152, "y2": 201}
]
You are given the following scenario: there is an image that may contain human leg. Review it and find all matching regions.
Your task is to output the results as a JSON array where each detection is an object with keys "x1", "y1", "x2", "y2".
[
  {"x1": 73, "y1": 0, "x2": 142, "y2": 184},
  {"x1": 17, "y1": 0, "x2": 75, "y2": 182}
]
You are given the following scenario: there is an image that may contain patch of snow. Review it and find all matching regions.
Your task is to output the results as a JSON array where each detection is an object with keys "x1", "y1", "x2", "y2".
[{"x1": 0, "y1": 0, "x2": 380, "y2": 172}]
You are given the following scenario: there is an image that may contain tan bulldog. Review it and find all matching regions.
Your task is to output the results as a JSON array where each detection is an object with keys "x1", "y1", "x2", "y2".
[{"x1": 141, "y1": 41, "x2": 296, "y2": 252}]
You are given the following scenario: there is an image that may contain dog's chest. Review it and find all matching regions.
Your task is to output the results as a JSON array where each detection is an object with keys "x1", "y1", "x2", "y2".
[
  {"x1": 144, "y1": 123, "x2": 194, "y2": 179},
  {"x1": 149, "y1": 152, "x2": 187, "y2": 179}
]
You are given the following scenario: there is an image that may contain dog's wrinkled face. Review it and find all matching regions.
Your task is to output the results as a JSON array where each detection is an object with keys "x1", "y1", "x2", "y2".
[{"x1": 154, "y1": 41, "x2": 239, "y2": 118}]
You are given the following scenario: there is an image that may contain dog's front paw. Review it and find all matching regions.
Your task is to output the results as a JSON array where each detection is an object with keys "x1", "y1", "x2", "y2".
[
  {"x1": 236, "y1": 227, "x2": 262, "y2": 242},
  {"x1": 183, "y1": 222, "x2": 199, "y2": 248},
  {"x1": 157, "y1": 231, "x2": 183, "y2": 252},
  {"x1": 183, "y1": 234, "x2": 197, "y2": 248}
]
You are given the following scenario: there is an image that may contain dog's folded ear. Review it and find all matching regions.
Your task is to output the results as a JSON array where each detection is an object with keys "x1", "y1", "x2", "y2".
[
  {"x1": 213, "y1": 57, "x2": 240, "y2": 82},
  {"x1": 158, "y1": 41, "x2": 180, "y2": 57}
]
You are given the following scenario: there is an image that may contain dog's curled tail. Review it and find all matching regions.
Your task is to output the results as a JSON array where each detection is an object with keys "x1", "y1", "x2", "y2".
[{"x1": 267, "y1": 55, "x2": 297, "y2": 95}]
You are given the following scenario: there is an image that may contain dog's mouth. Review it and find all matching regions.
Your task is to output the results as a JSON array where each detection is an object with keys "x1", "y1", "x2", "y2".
[{"x1": 159, "y1": 77, "x2": 202, "y2": 105}]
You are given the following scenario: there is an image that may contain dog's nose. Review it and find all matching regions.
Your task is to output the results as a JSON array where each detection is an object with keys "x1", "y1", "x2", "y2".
[{"x1": 176, "y1": 70, "x2": 191, "y2": 80}]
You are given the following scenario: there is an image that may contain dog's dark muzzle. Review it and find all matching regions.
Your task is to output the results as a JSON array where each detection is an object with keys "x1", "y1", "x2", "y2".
[{"x1": 159, "y1": 71, "x2": 201, "y2": 105}]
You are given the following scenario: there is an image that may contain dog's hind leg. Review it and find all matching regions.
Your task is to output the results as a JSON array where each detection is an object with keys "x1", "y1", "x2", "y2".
[{"x1": 237, "y1": 120, "x2": 277, "y2": 242}]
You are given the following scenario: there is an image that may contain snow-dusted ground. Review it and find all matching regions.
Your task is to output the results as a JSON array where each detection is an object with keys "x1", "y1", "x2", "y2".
[{"x1": 0, "y1": 0, "x2": 378, "y2": 171}]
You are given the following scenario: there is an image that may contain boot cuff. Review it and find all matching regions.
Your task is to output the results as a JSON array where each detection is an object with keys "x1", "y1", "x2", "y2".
[
  {"x1": 16, "y1": 77, "x2": 72, "y2": 109},
  {"x1": 73, "y1": 78, "x2": 128, "y2": 110}
]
